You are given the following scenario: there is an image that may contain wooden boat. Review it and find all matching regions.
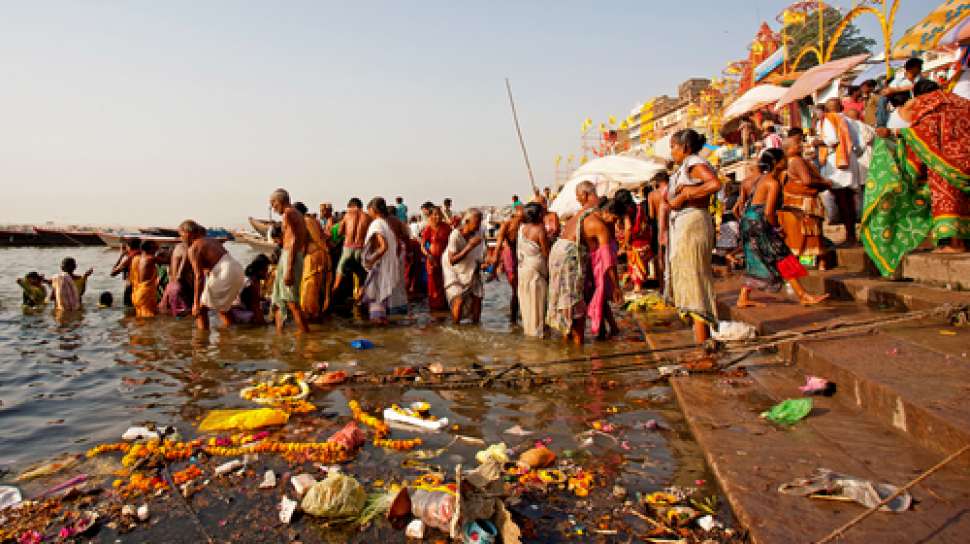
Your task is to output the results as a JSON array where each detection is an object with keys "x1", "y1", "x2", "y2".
[
  {"x1": 248, "y1": 217, "x2": 277, "y2": 236},
  {"x1": 0, "y1": 228, "x2": 45, "y2": 247},
  {"x1": 233, "y1": 230, "x2": 277, "y2": 254},
  {"x1": 99, "y1": 232, "x2": 230, "y2": 249},
  {"x1": 34, "y1": 228, "x2": 106, "y2": 246}
]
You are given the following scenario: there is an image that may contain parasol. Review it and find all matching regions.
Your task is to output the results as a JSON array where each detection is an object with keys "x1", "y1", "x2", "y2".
[
  {"x1": 549, "y1": 156, "x2": 666, "y2": 218},
  {"x1": 722, "y1": 84, "x2": 788, "y2": 122},
  {"x1": 892, "y1": 0, "x2": 970, "y2": 58},
  {"x1": 851, "y1": 60, "x2": 904, "y2": 85},
  {"x1": 774, "y1": 53, "x2": 870, "y2": 110}
]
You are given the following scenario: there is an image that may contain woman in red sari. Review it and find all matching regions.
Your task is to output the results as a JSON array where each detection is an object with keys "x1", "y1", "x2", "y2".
[
  {"x1": 421, "y1": 207, "x2": 452, "y2": 311},
  {"x1": 624, "y1": 192, "x2": 653, "y2": 293}
]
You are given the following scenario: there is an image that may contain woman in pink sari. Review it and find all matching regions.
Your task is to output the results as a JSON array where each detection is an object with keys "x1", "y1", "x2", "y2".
[{"x1": 421, "y1": 207, "x2": 452, "y2": 311}]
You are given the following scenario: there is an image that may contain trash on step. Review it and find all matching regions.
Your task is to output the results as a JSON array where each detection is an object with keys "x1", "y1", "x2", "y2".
[
  {"x1": 383, "y1": 404, "x2": 449, "y2": 431},
  {"x1": 712, "y1": 320, "x2": 757, "y2": 341},
  {"x1": 405, "y1": 519, "x2": 425, "y2": 539},
  {"x1": 291, "y1": 473, "x2": 317, "y2": 498},
  {"x1": 474, "y1": 443, "x2": 509, "y2": 465},
  {"x1": 463, "y1": 519, "x2": 498, "y2": 544},
  {"x1": 410, "y1": 487, "x2": 457, "y2": 531},
  {"x1": 121, "y1": 426, "x2": 160, "y2": 442},
  {"x1": 502, "y1": 424, "x2": 533, "y2": 436},
  {"x1": 0, "y1": 485, "x2": 22, "y2": 510},
  {"x1": 300, "y1": 470, "x2": 366, "y2": 519},
  {"x1": 516, "y1": 446, "x2": 556, "y2": 470},
  {"x1": 313, "y1": 370, "x2": 348, "y2": 387},
  {"x1": 197, "y1": 408, "x2": 289, "y2": 432},
  {"x1": 328, "y1": 421, "x2": 366, "y2": 451},
  {"x1": 350, "y1": 339, "x2": 375, "y2": 350},
  {"x1": 259, "y1": 470, "x2": 277, "y2": 489},
  {"x1": 279, "y1": 496, "x2": 298, "y2": 524},
  {"x1": 761, "y1": 398, "x2": 812, "y2": 425},
  {"x1": 798, "y1": 376, "x2": 836, "y2": 396},
  {"x1": 136, "y1": 504, "x2": 149, "y2": 521},
  {"x1": 214, "y1": 460, "x2": 243, "y2": 477},
  {"x1": 778, "y1": 468, "x2": 912, "y2": 512}
]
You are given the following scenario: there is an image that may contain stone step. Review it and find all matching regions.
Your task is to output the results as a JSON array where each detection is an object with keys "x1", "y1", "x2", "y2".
[
  {"x1": 789, "y1": 325, "x2": 970, "y2": 462},
  {"x1": 821, "y1": 274, "x2": 970, "y2": 312},
  {"x1": 671, "y1": 363, "x2": 970, "y2": 544},
  {"x1": 716, "y1": 280, "x2": 970, "y2": 463},
  {"x1": 900, "y1": 251, "x2": 970, "y2": 290}
]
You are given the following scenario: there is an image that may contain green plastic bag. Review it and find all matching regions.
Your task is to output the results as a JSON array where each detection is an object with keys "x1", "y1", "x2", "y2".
[{"x1": 761, "y1": 398, "x2": 812, "y2": 425}]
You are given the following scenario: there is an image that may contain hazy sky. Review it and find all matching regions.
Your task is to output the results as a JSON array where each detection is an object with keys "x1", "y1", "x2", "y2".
[{"x1": 1, "y1": 1, "x2": 926, "y2": 227}]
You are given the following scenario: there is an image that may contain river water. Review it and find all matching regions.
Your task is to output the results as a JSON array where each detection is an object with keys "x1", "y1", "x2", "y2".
[{"x1": 0, "y1": 244, "x2": 725, "y2": 542}]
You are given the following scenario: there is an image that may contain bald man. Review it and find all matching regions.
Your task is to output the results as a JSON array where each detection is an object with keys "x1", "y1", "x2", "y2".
[
  {"x1": 269, "y1": 188, "x2": 309, "y2": 333},
  {"x1": 547, "y1": 181, "x2": 621, "y2": 344}
]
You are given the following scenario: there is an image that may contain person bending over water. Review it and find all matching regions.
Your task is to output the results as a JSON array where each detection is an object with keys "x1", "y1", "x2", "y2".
[{"x1": 180, "y1": 219, "x2": 246, "y2": 330}]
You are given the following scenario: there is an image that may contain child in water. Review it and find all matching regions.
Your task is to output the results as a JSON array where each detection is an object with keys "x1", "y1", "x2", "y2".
[{"x1": 17, "y1": 272, "x2": 48, "y2": 308}]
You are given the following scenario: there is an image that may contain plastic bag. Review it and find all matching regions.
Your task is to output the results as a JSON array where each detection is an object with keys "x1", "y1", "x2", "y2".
[
  {"x1": 197, "y1": 408, "x2": 289, "y2": 432},
  {"x1": 350, "y1": 339, "x2": 374, "y2": 350},
  {"x1": 301, "y1": 470, "x2": 366, "y2": 519},
  {"x1": 761, "y1": 398, "x2": 812, "y2": 425},
  {"x1": 328, "y1": 421, "x2": 366, "y2": 451},
  {"x1": 517, "y1": 446, "x2": 556, "y2": 470},
  {"x1": 410, "y1": 488, "x2": 456, "y2": 531}
]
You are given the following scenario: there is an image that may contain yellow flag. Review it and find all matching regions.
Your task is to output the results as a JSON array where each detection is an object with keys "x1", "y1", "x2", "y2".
[
  {"x1": 608, "y1": 115, "x2": 617, "y2": 126},
  {"x1": 619, "y1": 120, "x2": 629, "y2": 130},
  {"x1": 555, "y1": 155, "x2": 562, "y2": 167},
  {"x1": 598, "y1": 122, "x2": 606, "y2": 132},
  {"x1": 567, "y1": 154, "x2": 575, "y2": 164},
  {"x1": 580, "y1": 156, "x2": 588, "y2": 165}
]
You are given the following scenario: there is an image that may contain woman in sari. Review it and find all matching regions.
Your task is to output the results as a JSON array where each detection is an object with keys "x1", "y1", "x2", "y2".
[
  {"x1": 665, "y1": 129, "x2": 721, "y2": 346},
  {"x1": 737, "y1": 149, "x2": 829, "y2": 307},
  {"x1": 421, "y1": 206, "x2": 452, "y2": 311},
  {"x1": 517, "y1": 203, "x2": 550, "y2": 337},
  {"x1": 625, "y1": 191, "x2": 653, "y2": 293},
  {"x1": 863, "y1": 82, "x2": 970, "y2": 275}
]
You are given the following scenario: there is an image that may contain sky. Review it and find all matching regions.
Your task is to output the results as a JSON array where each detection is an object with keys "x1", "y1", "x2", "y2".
[{"x1": 0, "y1": 0, "x2": 927, "y2": 228}]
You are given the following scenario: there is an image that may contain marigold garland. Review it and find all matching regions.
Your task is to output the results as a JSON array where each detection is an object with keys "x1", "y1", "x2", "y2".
[
  {"x1": 373, "y1": 437, "x2": 422, "y2": 451},
  {"x1": 348, "y1": 400, "x2": 389, "y2": 438}
]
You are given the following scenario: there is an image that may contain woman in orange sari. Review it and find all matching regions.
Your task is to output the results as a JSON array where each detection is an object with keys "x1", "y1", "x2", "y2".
[
  {"x1": 421, "y1": 207, "x2": 452, "y2": 311},
  {"x1": 130, "y1": 241, "x2": 159, "y2": 318}
]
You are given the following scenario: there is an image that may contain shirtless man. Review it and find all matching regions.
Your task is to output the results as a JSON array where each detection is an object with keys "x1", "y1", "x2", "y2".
[
  {"x1": 270, "y1": 189, "x2": 309, "y2": 333},
  {"x1": 180, "y1": 220, "x2": 246, "y2": 330},
  {"x1": 333, "y1": 197, "x2": 372, "y2": 299},
  {"x1": 319, "y1": 202, "x2": 336, "y2": 234},
  {"x1": 557, "y1": 181, "x2": 623, "y2": 344},
  {"x1": 647, "y1": 172, "x2": 670, "y2": 290},
  {"x1": 488, "y1": 205, "x2": 524, "y2": 321},
  {"x1": 160, "y1": 238, "x2": 194, "y2": 316}
]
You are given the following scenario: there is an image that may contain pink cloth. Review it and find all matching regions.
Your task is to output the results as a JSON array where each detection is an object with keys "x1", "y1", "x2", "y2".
[
  {"x1": 51, "y1": 273, "x2": 81, "y2": 311},
  {"x1": 587, "y1": 244, "x2": 617, "y2": 337},
  {"x1": 160, "y1": 280, "x2": 190, "y2": 317},
  {"x1": 501, "y1": 244, "x2": 517, "y2": 286}
]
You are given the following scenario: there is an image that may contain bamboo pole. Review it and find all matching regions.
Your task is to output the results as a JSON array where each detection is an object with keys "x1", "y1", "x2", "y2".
[{"x1": 505, "y1": 78, "x2": 538, "y2": 194}]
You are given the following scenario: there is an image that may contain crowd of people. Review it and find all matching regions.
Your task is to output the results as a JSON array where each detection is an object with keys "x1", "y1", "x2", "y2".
[{"x1": 15, "y1": 59, "x2": 968, "y2": 356}]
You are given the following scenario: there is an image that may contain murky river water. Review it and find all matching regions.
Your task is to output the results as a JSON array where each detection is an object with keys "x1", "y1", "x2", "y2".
[{"x1": 1, "y1": 244, "x2": 727, "y2": 542}]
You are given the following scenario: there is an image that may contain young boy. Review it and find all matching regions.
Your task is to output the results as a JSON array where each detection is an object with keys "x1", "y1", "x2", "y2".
[{"x1": 17, "y1": 272, "x2": 48, "y2": 308}]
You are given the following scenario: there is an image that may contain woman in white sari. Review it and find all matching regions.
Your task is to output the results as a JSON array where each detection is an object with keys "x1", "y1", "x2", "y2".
[
  {"x1": 517, "y1": 203, "x2": 550, "y2": 337},
  {"x1": 362, "y1": 197, "x2": 405, "y2": 324},
  {"x1": 442, "y1": 209, "x2": 485, "y2": 324}
]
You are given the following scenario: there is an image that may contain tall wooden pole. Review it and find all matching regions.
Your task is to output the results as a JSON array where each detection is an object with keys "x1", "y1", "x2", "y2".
[{"x1": 505, "y1": 78, "x2": 538, "y2": 193}]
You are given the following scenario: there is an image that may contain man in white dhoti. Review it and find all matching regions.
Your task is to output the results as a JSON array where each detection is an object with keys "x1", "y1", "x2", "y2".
[
  {"x1": 442, "y1": 209, "x2": 485, "y2": 324},
  {"x1": 180, "y1": 219, "x2": 245, "y2": 330},
  {"x1": 820, "y1": 98, "x2": 863, "y2": 245},
  {"x1": 362, "y1": 197, "x2": 406, "y2": 324}
]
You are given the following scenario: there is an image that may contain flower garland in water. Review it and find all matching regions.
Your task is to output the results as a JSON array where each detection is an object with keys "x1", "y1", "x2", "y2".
[{"x1": 348, "y1": 400, "x2": 389, "y2": 438}]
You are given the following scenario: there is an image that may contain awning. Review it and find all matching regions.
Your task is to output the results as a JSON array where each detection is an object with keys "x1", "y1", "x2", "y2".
[
  {"x1": 722, "y1": 84, "x2": 788, "y2": 122},
  {"x1": 891, "y1": 0, "x2": 970, "y2": 58},
  {"x1": 774, "y1": 53, "x2": 870, "y2": 110}
]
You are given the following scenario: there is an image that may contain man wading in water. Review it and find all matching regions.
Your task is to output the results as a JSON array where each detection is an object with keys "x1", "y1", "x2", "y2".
[
  {"x1": 180, "y1": 220, "x2": 245, "y2": 330},
  {"x1": 333, "y1": 197, "x2": 371, "y2": 300},
  {"x1": 270, "y1": 189, "x2": 310, "y2": 333}
]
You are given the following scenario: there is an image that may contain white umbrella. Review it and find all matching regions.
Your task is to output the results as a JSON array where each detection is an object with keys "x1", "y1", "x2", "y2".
[
  {"x1": 653, "y1": 134, "x2": 673, "y2": 161},
  {"x1": 722, "y1": 84, "x2": 788, "y2": 122},
  {"x1": 549, "y1": 156, "x2": 665, "y2": 218}
]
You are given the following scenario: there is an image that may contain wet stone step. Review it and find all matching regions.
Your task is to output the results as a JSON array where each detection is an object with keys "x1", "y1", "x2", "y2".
[{"x1": 671, "y1": 362, "x2": 970, "y2": 544}]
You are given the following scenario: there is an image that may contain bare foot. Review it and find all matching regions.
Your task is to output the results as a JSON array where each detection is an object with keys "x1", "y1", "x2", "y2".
[
  {"x1": 736, "y1": 300, "x2": 767, "y2": 308},
  {"x1": 799, "y1": 293, "x2": 830, "y2": 306}
]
